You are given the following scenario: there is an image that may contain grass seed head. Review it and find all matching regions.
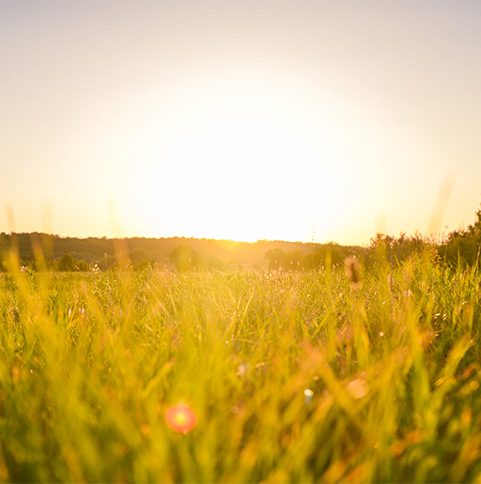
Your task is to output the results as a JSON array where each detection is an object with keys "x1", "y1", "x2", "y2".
[{"x1": 344, "y1": 257, "x2": 361, "y2": 288}]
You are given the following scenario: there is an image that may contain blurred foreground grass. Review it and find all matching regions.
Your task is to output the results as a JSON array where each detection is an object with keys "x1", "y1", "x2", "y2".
[{"x1": 1, "y1": 252, "x2": 481, "y2": 482}]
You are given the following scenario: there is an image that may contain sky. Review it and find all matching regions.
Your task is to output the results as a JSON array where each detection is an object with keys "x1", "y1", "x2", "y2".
[{"x1": 1, "y1": 0, "x2": 481, "y2": 245}]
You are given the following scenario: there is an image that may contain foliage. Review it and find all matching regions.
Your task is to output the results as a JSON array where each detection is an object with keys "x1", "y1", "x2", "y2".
[
  {"x1": 0, "y1": 234, "x2": 326, "y2": 271},
  {"x1": 265, "y1": 245, "x2": 348, "y2": 271},
  {"x1": 57, "y1": 254, "x2": 89, "y2": 272},
  {"x1": 3, "y1": 203, "x2": 481, "y2": 273},
  {"x1": 363, "y1": 232, "x2": 436, "y2": 269},
  {"x1": 169, "y1": 245, "x2": 201, "y2": 272},
  {"x1": 438, "y1": 205, "x2": 481, "y2": 267},
  {"x1": 1, "y1": 252, "x2": 481, "y2": 482}
]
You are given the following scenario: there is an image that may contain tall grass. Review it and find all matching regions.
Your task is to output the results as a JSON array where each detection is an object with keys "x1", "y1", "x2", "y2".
[{"x1": 1, "y1": 251, "x2": 481, "y2": 482}]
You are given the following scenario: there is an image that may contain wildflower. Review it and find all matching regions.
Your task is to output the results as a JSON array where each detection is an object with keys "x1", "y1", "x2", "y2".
[{"x1": 165, "y1": 404, "x2": 197, "y2": 433}]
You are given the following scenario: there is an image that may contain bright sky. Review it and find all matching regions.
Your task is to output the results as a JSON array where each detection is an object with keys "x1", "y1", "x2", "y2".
[{"x1": 1, "y1": 0, "x2": 481, "y2": 245}]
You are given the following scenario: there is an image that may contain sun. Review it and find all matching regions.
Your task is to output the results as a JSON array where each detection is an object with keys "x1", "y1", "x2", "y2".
[{"x1": 99, "y1": 68, "x2": 383, "y2": 242}]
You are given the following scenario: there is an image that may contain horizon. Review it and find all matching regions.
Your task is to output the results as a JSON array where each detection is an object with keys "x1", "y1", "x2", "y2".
[
  {"x1": 2, "y1": 1, "x2": 481, "y2": 245},
  {"x1": 0, "y1": 228, "x2": 347, "y2": 246},
  {"x1": 0, "y1": 221, "x2": 470, "y2": 249}
]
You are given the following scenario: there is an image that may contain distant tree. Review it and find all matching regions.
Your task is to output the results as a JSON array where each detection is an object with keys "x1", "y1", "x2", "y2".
[
  {"x1": 284, "y1": 250, "x2": 302, "y2": 270},
  {"x1": 58, "y1": 254, "x2": 76, "y2": 271},
  {"x1": 301, "y1": 245, "x2": 345, "y2": 271},
  {"x1": 364, "y1": 232, "x2": 436, "y2": 270},
  {"x1": 439, "y1": 205, "x2": 481, "y2": 267},
  {"x1": 57, "y1": 253, "x2": 89, "y2": 271},
  {"x1": 133, "y1": 259, "x2": 155, "y2": 272},
  {"x1": 170, "y1": 246, "x2": 201, "y2": 272},
  {"x1": 199, "y1": 255, "x2": 224, "y2": 271},
  {"x1": 265, "y1": 248, "x2": 286, "y2": 269},
  {"x1": 130, "y1": 249, "x2": 149, "y2": 266},
  {"x1": 47, "y1": 259, "x2": 58, "y2": 271},
  {"x1": 77, "y1": 259, "x2": 89, "y2": 272}
]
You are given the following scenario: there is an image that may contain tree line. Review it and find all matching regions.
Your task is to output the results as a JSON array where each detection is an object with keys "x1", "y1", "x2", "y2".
[{"x1": 1, "y1": 204, "x2": 481, "y2": 272}]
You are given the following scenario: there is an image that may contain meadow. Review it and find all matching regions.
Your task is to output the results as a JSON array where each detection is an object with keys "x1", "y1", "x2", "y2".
[{"x1": 1, "y1": 249, "x2": 481, "y2": 483}]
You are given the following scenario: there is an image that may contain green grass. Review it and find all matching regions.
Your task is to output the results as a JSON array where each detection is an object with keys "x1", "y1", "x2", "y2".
[{"x1": 1, "y1": 253, "x2": 481, "y2": 482}]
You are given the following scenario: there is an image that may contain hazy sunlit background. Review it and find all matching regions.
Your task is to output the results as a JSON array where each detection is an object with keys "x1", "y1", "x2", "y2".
[{"x1": 1, "y1": 0, "x2": 481, "y2": 244}]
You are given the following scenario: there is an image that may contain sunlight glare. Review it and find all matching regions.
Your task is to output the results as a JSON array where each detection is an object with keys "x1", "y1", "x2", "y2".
[{"x1": 101, "y1": 69, "x2": 390, "y2": 242}]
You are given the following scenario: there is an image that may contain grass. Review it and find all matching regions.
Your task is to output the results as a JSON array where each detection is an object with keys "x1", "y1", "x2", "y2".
[{"x1": 1, "y1": 251, "x2": 481, "y2": 482}]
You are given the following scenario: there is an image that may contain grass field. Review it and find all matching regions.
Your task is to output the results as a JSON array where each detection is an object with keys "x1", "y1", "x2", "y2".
[{"x1": 1, "y1": 250, "x2": 481, "y2": 482}]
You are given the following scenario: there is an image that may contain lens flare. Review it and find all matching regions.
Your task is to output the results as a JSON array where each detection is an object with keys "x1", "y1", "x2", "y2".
[{"x1": 165, "y1": 404, "x2": 197, "y2": 433}]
